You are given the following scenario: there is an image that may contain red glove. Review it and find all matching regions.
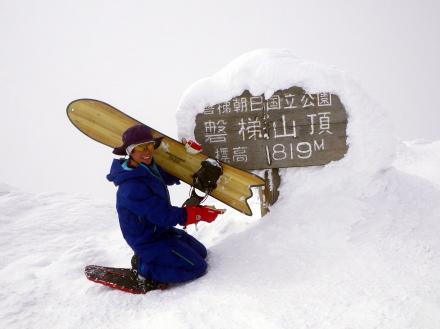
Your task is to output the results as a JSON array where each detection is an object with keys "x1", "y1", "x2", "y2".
[{"x1": 184, "y1": 206, "x2": 223, "y2": 226}]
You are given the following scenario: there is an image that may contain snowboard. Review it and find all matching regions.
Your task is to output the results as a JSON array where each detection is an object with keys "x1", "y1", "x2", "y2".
[
  {"x1": 84, "y1": 265, "x2": 167, "y2": 294},
  {"x1": 66, "y1": 99, "x2": 264, "y2": 215}
]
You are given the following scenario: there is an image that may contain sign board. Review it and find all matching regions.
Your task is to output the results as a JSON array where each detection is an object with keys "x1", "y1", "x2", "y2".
[{"x1": 194, "y1": 86, "x2": 348, "y2": 170}]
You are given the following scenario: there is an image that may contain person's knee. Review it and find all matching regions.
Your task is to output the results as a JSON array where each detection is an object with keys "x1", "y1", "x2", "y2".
[
  {"x1": 180, "y1": 234, "x2": 208, "y2": 259},
  {"x1": 194, "y1": 258, "x2": 208, "y2": 277}
]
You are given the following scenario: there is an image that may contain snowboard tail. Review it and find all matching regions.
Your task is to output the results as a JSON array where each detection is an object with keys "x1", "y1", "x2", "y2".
[{"x1": 67, "y1": 99, "x2": 264, "y2": 215}]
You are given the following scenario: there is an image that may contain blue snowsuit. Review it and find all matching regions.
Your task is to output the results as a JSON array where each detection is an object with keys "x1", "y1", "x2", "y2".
[{"x1": 107, "y1": 158, "x2": 207, "y2": 283}]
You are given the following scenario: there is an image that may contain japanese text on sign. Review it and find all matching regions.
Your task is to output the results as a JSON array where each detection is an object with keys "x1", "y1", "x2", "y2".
[{"x1": 194, "y1": 86, "x2": 348, "y2": 170}]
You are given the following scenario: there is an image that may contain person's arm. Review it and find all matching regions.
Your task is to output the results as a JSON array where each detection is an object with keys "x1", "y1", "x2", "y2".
[{"x1": 118, "y1": 182, "x2": 186, "y2": 227}]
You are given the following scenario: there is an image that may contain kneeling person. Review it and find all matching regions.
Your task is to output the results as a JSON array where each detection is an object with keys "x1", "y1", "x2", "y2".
[{"x1": 107, "y1": 124, "x2": 222, "y2": 287}]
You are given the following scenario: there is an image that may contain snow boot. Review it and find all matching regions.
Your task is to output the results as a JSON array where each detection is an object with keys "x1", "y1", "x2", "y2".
[{"x1": 131, "y1": 254, "x2": 168, "y2": 292}]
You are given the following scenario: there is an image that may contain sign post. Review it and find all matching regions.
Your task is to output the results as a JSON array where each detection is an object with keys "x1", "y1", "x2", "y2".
[
  {"x1": 194, "y1": 86, "x2": 349, "y2": 215},
  {"x1": 259, "y1": 168, "x2": 281, "y2": 216}
]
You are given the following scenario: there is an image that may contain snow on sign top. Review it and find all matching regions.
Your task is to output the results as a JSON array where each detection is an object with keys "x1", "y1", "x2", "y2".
[
  {"x1": 193, "y1": 86, "x2": 348, "y2": 170},
  {"x1": 177, "y1": 49, "x2": 396, "y2": 177}
]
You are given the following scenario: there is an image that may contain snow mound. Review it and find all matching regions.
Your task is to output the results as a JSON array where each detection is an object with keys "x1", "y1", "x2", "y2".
[
  {"x1": 177, "y1": 49, "x2": 397, "y2": 182},
  {"x1": 394, "y1": 139, "x2": 440, "y2": 187},
  {"x1": 1, "y1": 148, "x2": 440, "y2": 329}
]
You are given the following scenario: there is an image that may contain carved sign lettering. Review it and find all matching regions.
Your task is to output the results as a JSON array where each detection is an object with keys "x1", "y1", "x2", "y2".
[{"x1": 194, "y1": 86, "x2": 348, "y2": 170}]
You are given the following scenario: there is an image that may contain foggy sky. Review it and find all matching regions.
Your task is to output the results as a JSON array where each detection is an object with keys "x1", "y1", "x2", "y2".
[{"x1": 1, "y1": 0, "x2": 439, "y2": 200}]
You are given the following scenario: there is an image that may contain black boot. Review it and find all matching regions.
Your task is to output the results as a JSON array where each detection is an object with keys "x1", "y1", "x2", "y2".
[
  {"x1": 131, "y1": 254, "x2": 139, "y2": 273},
  {"x1": 131, "y1": 254, "x2": 168, "y2": 292},
  {"x1": 140, "y1": 278, "x2": 168, "y2": 292}
]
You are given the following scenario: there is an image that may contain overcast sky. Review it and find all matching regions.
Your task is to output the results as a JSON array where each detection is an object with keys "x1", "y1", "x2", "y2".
[{"x1": 1, "y1": 0, "x2": 439, "y2": 200}]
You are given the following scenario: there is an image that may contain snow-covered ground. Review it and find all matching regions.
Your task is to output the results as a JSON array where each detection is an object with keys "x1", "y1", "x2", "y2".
[
  {"x1": 1, "y1": 140, "x2": 439, "y2": 329},
  {"x1": 1, "y1": 51, "x2": 440, "y2": 328}
]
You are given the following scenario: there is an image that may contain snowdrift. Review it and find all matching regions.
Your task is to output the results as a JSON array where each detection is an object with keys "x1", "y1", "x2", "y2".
[{"x1": 1, "y1": 50, "x2": 440, "y2": 329}]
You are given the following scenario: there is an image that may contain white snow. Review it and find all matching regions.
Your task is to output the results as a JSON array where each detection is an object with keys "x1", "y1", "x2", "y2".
[
  {"x1": 394, "y1": 139, "x2": 440, "y2": 187},
  {"x1": 1, "y1": 50, "x2": 440, "y2": 328},
  {"x1": 177, "y1": 49, "x2": 397, "y2": 184}
]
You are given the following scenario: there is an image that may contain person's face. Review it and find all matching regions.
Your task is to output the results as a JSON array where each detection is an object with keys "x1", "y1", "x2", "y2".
[{"x1": 131, "y1": 142, "x2": 155, "y2": 165}]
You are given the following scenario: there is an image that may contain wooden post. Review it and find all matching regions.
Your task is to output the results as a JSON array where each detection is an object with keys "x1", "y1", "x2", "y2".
[{"x1": 260, "y1": 168, "x2": 281, "y2": 217}]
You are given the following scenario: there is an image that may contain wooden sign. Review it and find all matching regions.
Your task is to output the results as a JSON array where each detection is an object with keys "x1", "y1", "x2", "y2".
[{"x1": 194, "y1": 86, "x2": 348, "y2": 170}]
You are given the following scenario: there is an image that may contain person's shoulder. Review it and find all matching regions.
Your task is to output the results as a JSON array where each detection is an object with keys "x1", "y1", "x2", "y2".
[
  {"x1": 118, "y1": 175, "x2": 152, "y2": 194},
  {"x1": 117, "y1": 180, "x2": 146, "y2": 201},
  {"x1": 155, "y1": 163, "x2": 179, "y2": 180}
]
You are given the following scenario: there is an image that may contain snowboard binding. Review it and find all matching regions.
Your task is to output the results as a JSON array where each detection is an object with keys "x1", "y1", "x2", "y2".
[{"x1": 183, "y1": 158, "x2": 223, "y2": 207}]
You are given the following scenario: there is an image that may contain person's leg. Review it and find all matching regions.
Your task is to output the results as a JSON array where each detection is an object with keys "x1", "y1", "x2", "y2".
[
  {"x1": 173, "y1": 228, "x2": 208, "y2": 259},
  {"x1": 139, "y1": 239, "x2": 207, "y2": 284}
]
